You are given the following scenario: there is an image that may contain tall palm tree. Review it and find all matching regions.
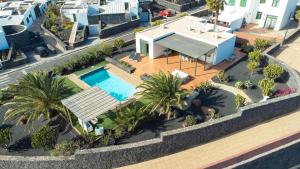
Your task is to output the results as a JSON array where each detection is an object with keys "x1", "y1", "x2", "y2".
[
  {"x1": 137, "y1": 71, "x2": 187, "y2": 119},
  {"x1": 113, "y1": 106, "x2": 146, "y2": 133},
  {"x1": 206, "y1": 0, "x2": 227, "y2": 30},
  {"x1": 3, "y1": 71, "x2": 71, "y2": 129}
]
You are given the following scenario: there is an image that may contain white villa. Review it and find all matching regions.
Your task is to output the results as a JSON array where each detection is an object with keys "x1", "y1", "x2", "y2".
[
  {"x1": 136, "y1": 16, "x2": 236, "y2": 66},
  {"x1": 219, "y1": 0, "x2": 298, "y2": 30}
]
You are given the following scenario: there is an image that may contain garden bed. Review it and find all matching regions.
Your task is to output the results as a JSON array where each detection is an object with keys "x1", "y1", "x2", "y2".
[{"x1": 212, "y1": 57, "x2": 290, "y2": 103}]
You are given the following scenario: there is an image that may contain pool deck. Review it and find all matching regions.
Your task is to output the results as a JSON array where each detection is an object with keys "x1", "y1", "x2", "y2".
[{"x1": 67, "y1": 64, "x2": 143, "y2": 92}]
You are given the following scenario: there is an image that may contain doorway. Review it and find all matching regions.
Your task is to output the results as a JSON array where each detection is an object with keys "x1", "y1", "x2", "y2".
[
  {"x1": 264, "y1": 15, "x2": 278, "y2": 29},
  {"x1": 140, "y1": 39, "x2": 149, "y2": 55}
]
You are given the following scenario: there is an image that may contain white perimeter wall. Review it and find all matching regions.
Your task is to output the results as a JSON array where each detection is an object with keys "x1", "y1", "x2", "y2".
[{"x1": 0, "y1": 27, "x2": 9, "y2": 50}]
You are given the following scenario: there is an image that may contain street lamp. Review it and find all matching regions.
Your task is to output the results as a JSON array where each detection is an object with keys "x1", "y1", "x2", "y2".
[{"x1": 282, "y1": 13, "x2": 295, "y2": 45}]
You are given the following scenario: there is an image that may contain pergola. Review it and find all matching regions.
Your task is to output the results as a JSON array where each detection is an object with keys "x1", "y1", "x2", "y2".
[
  {"x1": 61, "y1": 86, "x2": 120, "y2": 125},
  {"x1": 155, "y1": 34, "x2": 216, "y2": 75}
]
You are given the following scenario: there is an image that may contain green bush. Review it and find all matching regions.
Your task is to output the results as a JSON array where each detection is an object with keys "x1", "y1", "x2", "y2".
[
  {"x1": 0, "y1": 128, "x2": 11, "y2": 148},
  {"x1": 254, "y1": 38, "x2": 271, "y2": 51},
  {"x1": 151, "y1": 20, "x2": 163, "y2": 26},
  {"x1": 248, "y1": 50, "x2": 263, "y2": 63},
  {"x1": 133, "y1": 27, "x2": 144, "y2": 34},
  {"x1": 113, "y1": 39, "x2": 125, "y2": 51},
  {"x1": 51, "y1": 140, "x2": 78, "y2": 156},
  {"x1": 31, "y1": 126, "x2": 58, "y2": 150},
  {"x1": 53, "y1": 48, "x2": 103, "y2": 75},
  {"x1": 235, "y1": 81, "x2": 244, "y2": 89},
  {"x1": 217, "y1": 71, "x2": 230, "y2": 82},
  {"x1": 183, "y1": 115, "x2": 197, "y2": 127},
  {"x1": 258, "y1": 78, "x2": 275, "y2": 96},
  {"x1": 100, "y1": 43, "x2": 113, "y2": 57},
  {"x1": 235, "y1": 94, "x2": 246, "y2": 109},
  {"x1": 244, "y1": 80, "x2": 253, "y2": 89},
  {"x1": 241, "y1": 43, "x2": 254, "y2": 53},
  {"x1": 247, "y1": 61, "x2": 259, "y2": 75},
  {"x1": 263, "y1": 64, "x2": 285, "y2": 80},
  {"x1": 197, "y1": 81, "x2": 214, "y2": 92},
  {"x1": 176, "y1": 12, "x2": 188, "y2": 18}
]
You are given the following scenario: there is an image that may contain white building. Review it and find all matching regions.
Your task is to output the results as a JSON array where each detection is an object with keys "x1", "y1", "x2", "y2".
[
  {"x1": 219, "y1": 0, "x2": 298, "y2": 30},
  {"x1": 136, "y1": 16, "x2": 236, "y2": 66}
]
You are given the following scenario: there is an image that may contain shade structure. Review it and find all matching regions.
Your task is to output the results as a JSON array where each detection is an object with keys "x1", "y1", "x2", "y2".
[
  {"x1": 61, "y1": 86, "x2": 120, "y2": 123},
  {"x1": 155, "y1": 34, "x2": 216, "y2": 59}
]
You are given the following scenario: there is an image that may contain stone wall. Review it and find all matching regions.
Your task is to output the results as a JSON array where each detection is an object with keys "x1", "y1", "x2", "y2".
[
  {"x1": 154, "y1": 0, "x2": 206, "y2": 12},
  {"x1": 40, "y1": 24, "x2": 67, "y2": 51},
  {"x1": 99, "y1": 19, "x2": 140, "y2": 39}
]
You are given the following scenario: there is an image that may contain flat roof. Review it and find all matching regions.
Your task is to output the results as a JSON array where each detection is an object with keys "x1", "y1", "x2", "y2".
[
  {"x1": 138, "y1": 16, "x2": 235, "y2": 46},
  {"x1": 219, "y1": 9, "x2": 246, "y2": 23},
  {"x1": 61, "y1": 86, "x2": 120, "y2": 123},
  {"x1": 155, "y1": 34, "x2": 216, "y2": 59},
  {"x1": 100, "y1": 3, "x2": 125, "y2": 14}
]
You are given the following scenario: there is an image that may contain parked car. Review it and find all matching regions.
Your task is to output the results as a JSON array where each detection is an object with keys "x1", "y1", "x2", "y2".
[
  {"x1": 46, "y1": 44, "x2": 57, "y2": 54},
  {"x1": 34, "y1": 46, "x2": 48, "y2": 57},
  {"x1": 159, "y1": 9, "x2": 173, "y2": 17}
]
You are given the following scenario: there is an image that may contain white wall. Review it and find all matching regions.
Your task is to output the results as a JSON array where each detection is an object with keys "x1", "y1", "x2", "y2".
[
  {"x1": 88, "y1": 25, "x2": 100, "y2": 35},
  {"x1": 213, "y1": 35, "x2": 236, "y2": 65},
  {"x1": 22, "y1": 5, "x2": 37, "y2": 28},
  {"x1": 0, "y1": 28, "x2": 9, "y2": 50}
]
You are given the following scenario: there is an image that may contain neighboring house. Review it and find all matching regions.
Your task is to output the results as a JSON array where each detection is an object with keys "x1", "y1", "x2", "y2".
[
  {"x1": 61, "y1": 0, "x2": 138, "y2": 36},
  {"x1": 136, "y1": 16, "x2": 236, "y2": 66},
  {"x1": 219, "y1": 0, "x2": 298, "y2": 31}
]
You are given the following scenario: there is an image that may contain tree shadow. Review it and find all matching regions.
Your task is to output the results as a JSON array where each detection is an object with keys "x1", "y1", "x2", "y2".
[{"x1": 9, "y1": 135, "x2": 32, "y2": 152}]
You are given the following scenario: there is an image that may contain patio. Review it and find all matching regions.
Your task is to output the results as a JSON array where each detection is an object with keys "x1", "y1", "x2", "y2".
[{"x1": 121, "y1": 49, "x2": 245, "y2": 89}]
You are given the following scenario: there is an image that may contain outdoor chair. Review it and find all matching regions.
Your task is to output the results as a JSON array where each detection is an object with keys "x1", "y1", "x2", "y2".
[
  {"x1": 133, "y1": 53, "x2": 141, "y2": 62},
  {"x1": 129, "y1": 53, "x2": 135, "y2": 60}
]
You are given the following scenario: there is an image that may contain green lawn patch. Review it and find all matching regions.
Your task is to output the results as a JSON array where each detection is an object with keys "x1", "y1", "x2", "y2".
[
  {"x1": 64, "y1": 78, "x2": 82, "y2": 96},
  {"x1": 74, "y1": 61, "x2": 108, "y2": 76},
  {"x1": 98, "y1": 111, "x2": 117, "y2": 130}
]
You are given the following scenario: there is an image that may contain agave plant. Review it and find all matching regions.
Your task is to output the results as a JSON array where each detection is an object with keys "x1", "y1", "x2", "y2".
[
  {"x1": 137, "y1": 71, "x2": 188, "y2": 119},
  {"x1": 3, "y1": 71, "x2": 72, "y2": 129}
]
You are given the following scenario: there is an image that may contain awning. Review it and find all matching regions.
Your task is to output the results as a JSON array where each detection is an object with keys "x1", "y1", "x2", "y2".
[
  {"x1": 61, "y1": 86, "x2": 120, "y2": 123},
  {"x1": 155, "y1": 34, "x2": 216, "y2": 59}
]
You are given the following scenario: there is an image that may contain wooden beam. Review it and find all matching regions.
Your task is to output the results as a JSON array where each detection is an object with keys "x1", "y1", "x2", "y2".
[{"x1": 195, "y1": 60, "x2": 197, "y2": 76}]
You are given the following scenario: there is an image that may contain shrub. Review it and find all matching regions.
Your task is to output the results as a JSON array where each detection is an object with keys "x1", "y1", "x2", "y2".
[
  {"x1": 151, "y1": 20, "x2": 163, "y2": 26},
  {"x1": 258, "y1": 78, "x2": 275, "y2": 97},
  {"x1": 101, "y1": 130, "x2": 115, "y2": 146},
  {"x1": 295, "y1": 10, "x2": 300, "y2": 23},
  {"x1": 247, "y1": 61, "x2": 259, "y2": 75},
  {"x1": 113, "y1": 39, "x2": 125, "y2": 51},
  {"x1": 235, "y1": 94, "x2": 246, "y2": 109},
  {"x1": 176, "y1": 12, "x2": 188, "y2": 18},
  {"x1": 274, "y1": 87, "x2": 297, "y2": 97},
  {"x1": 248, "y1": 50, "x2": 263, "y2": 63},
  {"x1": 241, "y1": 43, "x2": 254, "y2": 53},
  {"x1": 31, "y1": 126, "x2": 58, "y2": 149},
  {"x1": 235, "y1": 81, "x2": 244, "y2": 89},
  {"x1": 197, "y1": 81, "x2": 214, "y2": 92},
  {"x1": 254, "y1": 38, "x2": 271, "y2": 51},
  {"x1": 183, "y1": 115, "x2": 197, "y2": 127},
  {"x1": 263, "y1": 64, "x2": 285, "y2": 80},
  {"x1": 244, "y1": 80, "x2": 253, "y2": 89},
  {"x1": 133, "y1": 27, "x2": 144, "y2": 34},
  {"x1": 100, "y1": 43, "x2": 113, "y2": 57},
  {"x1": 0, "y1": 89, "x2": 13, "y2": 105},
  {"x1": 51, "y1": 140, "x2": 78, "y2": 156},
  {"x1": 217, "y1": 71, "x2": 230, "y2": 82},
  {"x1": 0, "y1": 128, "x2": 11, "y2": 148}
]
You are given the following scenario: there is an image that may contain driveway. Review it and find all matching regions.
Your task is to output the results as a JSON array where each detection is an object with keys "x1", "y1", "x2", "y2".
[{"x1": 274, "y1": 32, "x2": 300, "y2": 73}]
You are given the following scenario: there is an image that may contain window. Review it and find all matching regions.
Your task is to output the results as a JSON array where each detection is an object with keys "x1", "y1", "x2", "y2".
[
  {"x1": 228, "y1": 0, "x2": 235, "y2": 6},
  {"x1": 240, "y1": 0, "x2": 247, "y2": 7},
  {"x1": 26, "y1": 17, "x2": 29, "y2": 23},
  {"x1": 259, "y1": 0, "x2": 266, "y2": 3},
  {"x1": 272, "y1": 0, "x2": 280, "y2": 7},
  {"x1": 256, "y1": 12, "x2": 262, "y2": 19}
]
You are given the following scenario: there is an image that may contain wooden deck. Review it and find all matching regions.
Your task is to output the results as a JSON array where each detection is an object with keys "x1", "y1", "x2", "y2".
[{"x1": 121, "y1": 49, "x2": 246, "y2": 89}]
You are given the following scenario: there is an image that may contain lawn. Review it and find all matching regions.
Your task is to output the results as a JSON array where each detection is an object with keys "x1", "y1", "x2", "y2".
[
  {"x1": 64, "y1": 78, "x2": 82, "y2": 95},
  {"x1": 74, "y1": 61, "x2": 108, "y2": 76}
]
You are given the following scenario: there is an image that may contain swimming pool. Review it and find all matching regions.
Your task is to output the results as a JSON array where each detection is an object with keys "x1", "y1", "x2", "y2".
[{"x1": 81, "y1": 68, "x2": 136, "y2": 101}]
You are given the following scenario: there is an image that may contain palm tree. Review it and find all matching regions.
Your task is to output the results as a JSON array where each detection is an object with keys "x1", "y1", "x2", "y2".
[
  {"x1": 3, "y1": 71, "x2": 72, "y2": 129},
  {"x1": 113, "y1": 106, "x2": 146, "y2": 133},
  {"x1": 137, "y1": 71, "x2": 187, "y2": 119},
  {"x1": 206, "y1": 0, "x2": 227, "y2": 30}
]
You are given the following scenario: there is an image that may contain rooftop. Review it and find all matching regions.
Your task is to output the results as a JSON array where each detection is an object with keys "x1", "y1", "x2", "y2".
[
  {"x1": 100, "y1": 2, "x2": 125, "y2": 14},
  {"x1": 138, "y1": 16, "x2": 235, "y2": 46}
]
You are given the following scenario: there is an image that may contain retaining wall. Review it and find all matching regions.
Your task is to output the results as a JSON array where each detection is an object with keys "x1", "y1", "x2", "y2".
[
  {"x1": 154, "y1": 0, "x2": 206, "y2": 12},
  {"x1": 40, "y1": 24, "x2": 67, "y2": 51},
  {"x1": 99, "y1": 19, "x2": 140, "y2": 39}
]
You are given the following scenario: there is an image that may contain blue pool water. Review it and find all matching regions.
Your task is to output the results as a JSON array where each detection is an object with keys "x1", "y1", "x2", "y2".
[{"x1": 81, "y1": 68, "x2": 136, "y2": 101}]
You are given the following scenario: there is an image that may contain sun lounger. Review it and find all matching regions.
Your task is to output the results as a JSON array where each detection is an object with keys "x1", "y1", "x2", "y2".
[
  {"x1": 132, "y1": 53, "x2": 141, "y2": 61},
  {"x1": 95, "y1": 126, "x2": 104, "y2": 136},
  {"x1": 171, "y1": 69, "x2": 190, "y2": 83},
  {"x1": 129, "y1": 53, "x2": 135, "y2": 60}
]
